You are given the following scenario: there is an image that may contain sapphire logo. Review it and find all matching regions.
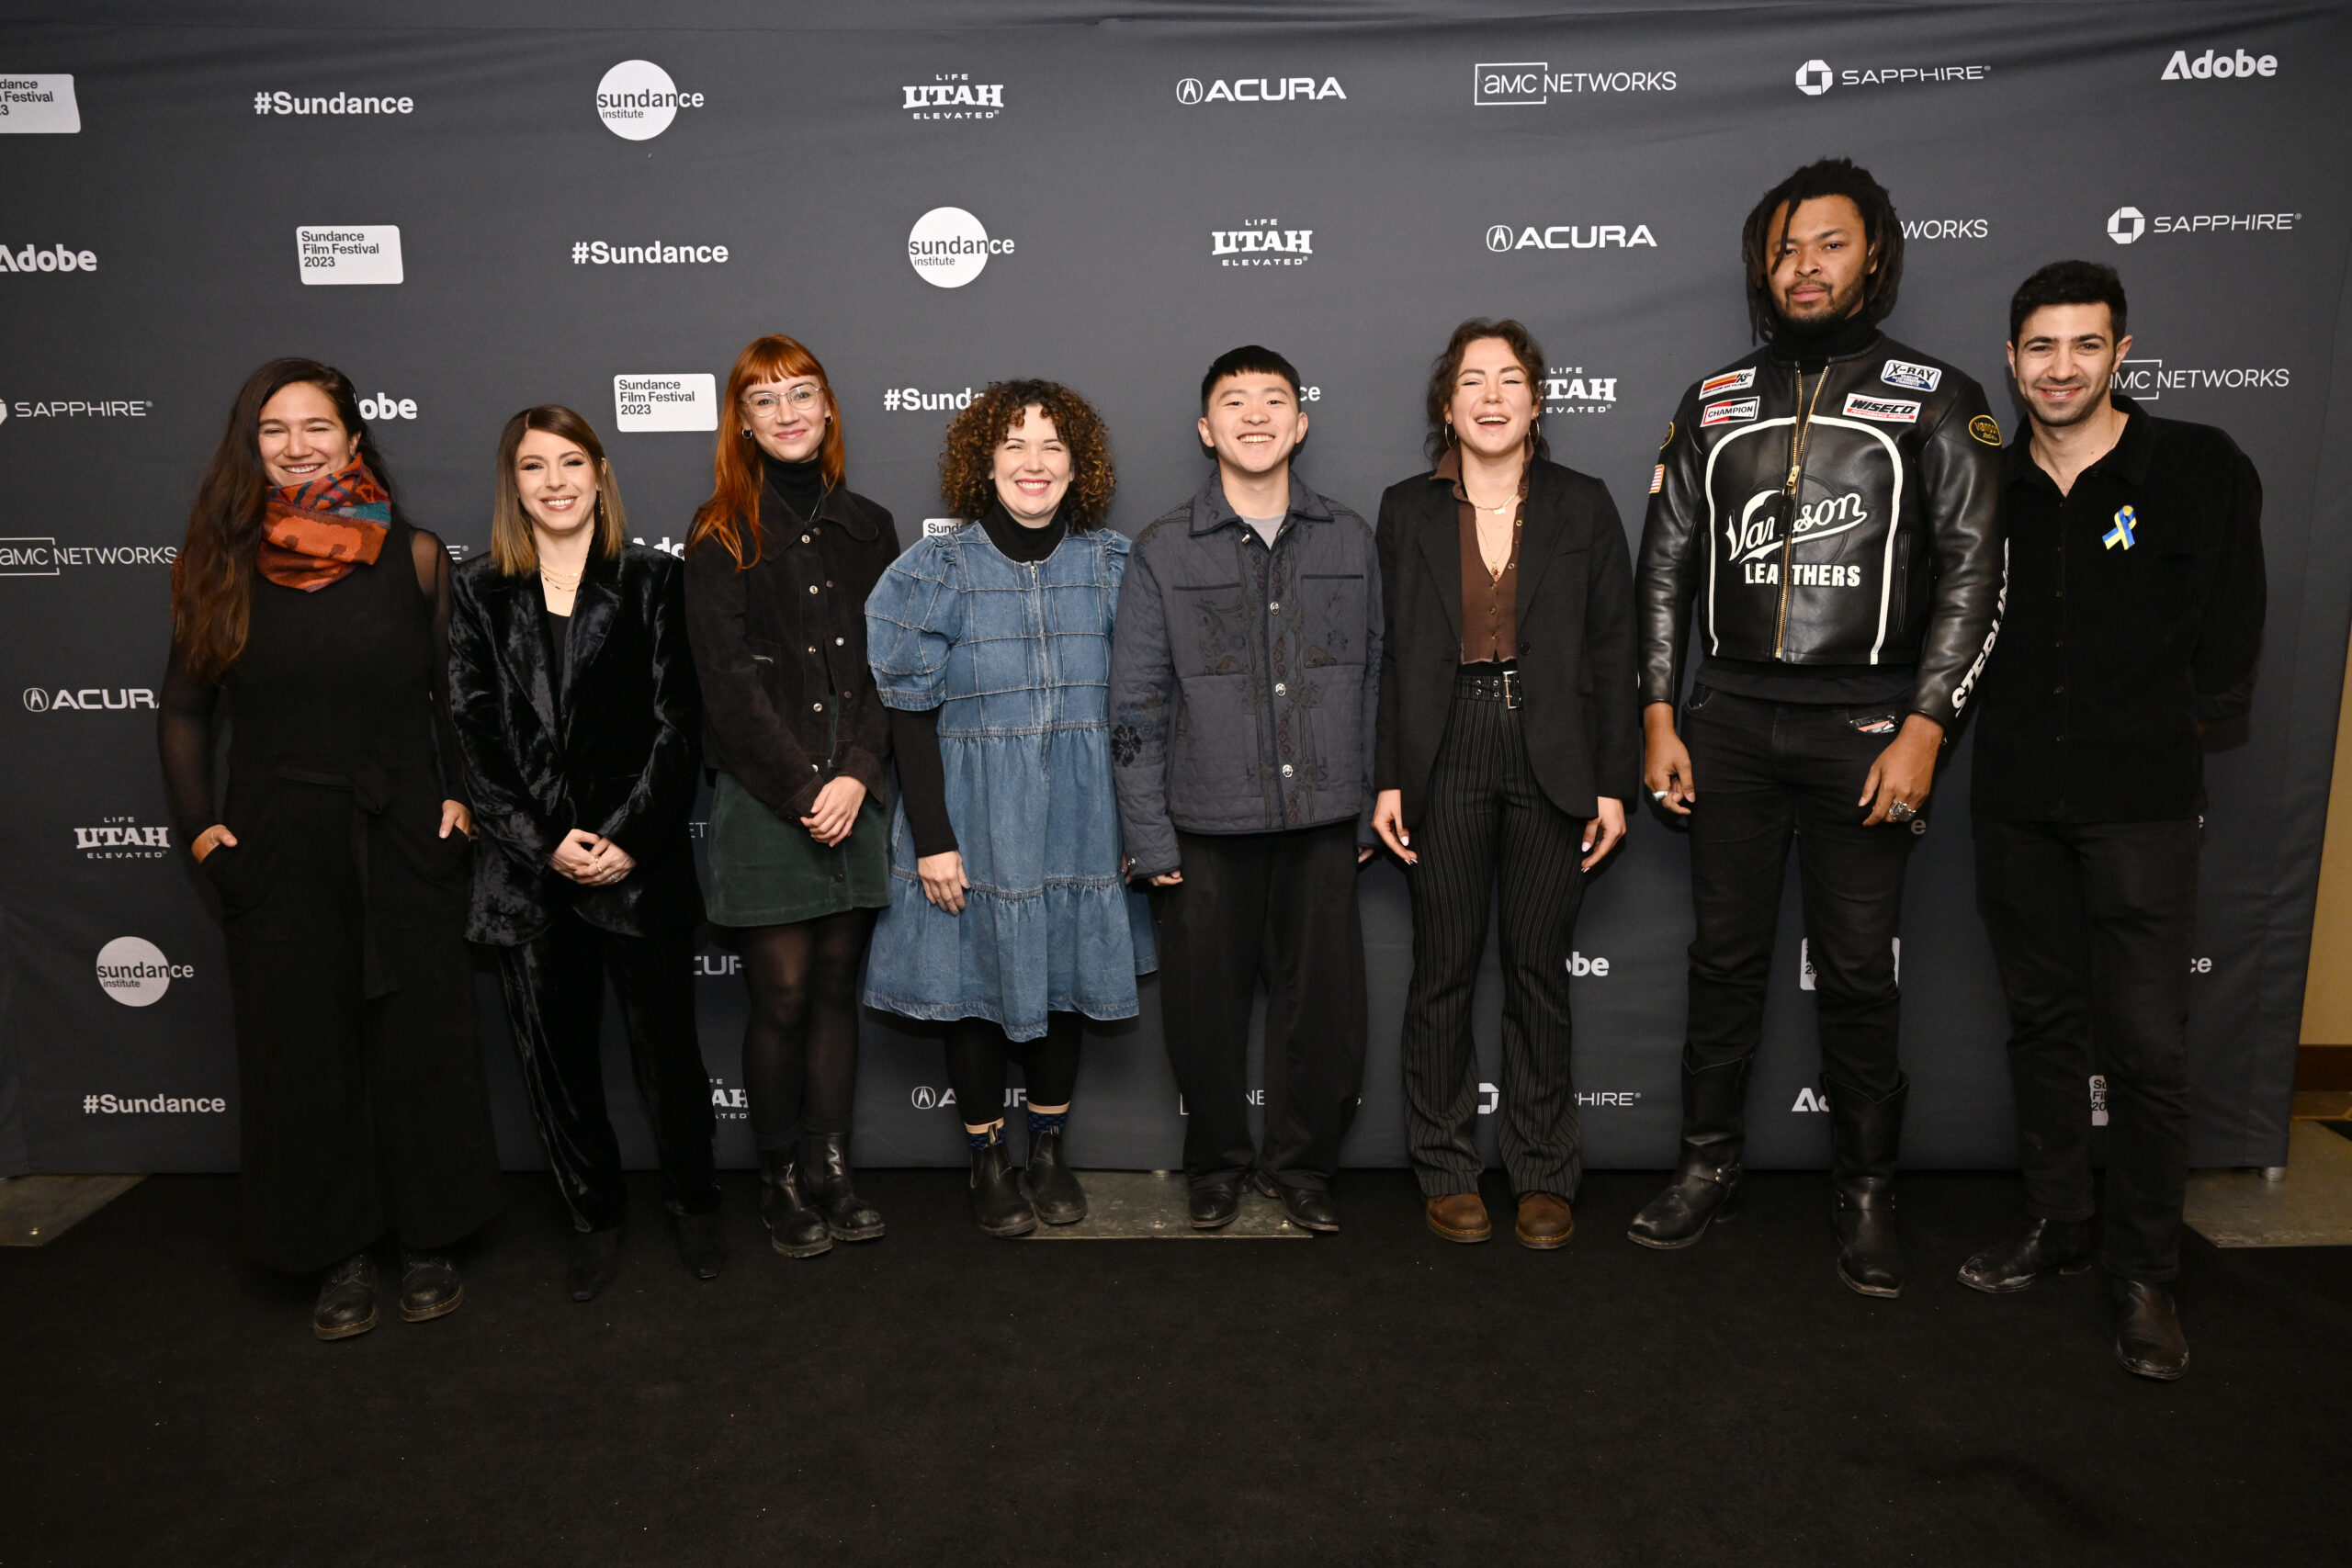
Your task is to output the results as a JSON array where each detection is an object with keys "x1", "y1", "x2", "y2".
[
  {"x1": 1794, "y1": 59, "x2": 1834, "y2": 95},
  {"x1": 2108, "y1": 206, "x2": 2146, "y2": 244}
]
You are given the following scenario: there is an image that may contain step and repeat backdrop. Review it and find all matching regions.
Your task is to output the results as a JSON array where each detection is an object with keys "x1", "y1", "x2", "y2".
[{"x1": 4, "y1": 2, "x2": 2349, "y2": 1177}]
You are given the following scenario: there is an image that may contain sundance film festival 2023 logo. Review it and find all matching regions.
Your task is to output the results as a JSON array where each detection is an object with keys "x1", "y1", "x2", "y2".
[
  {"x1": 0, "y1": 75, "x2": 79, "y2": 132},
  {"x1": 1214, "y1": 219, "x2": 1313, "y2": 267},
  {"x1": 297, "y1": 225, "x2": 401, "y2": 285},
  {"x1": 2106, "y1": 205, "x2": 2301, "y2": 245},
  {"x1": 597, "y1": 60, "x2": 703, "y2": 141},
  {"x1": 614, "y1": 374, "x2": 717, "y2": 433},
  {"x1": 1473, "y1": 62, "x2": 1678, "y2": 106},
  {"x1": 1792, "y1": 58, "x2": 1988, "y2": 95},
  {"x1": 1175, "y1": 74, "x2": 1345, "y2": 105},
  {"x1": 903, "y1": 73, "x2": 1002, "y2": 119},
  {"x1": 96, "y1": 936, "x2": 191, "y2": 1007},
  {"x1": 908, "y1": 207, "x2": 1013, "y2": 288}
]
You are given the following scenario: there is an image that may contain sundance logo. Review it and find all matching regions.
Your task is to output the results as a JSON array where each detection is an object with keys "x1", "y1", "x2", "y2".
[
  {"x1": 614, "y1": 374, "x2": 717, "y2": 434},
  {"x1": 1794, "y1": 58, "x2": 1988, "y2": 94},
  {"x1": 23, "y1": 686, "x2": 156, "y2": 711},
  {"x1": 2107, "y1": 205, "x2": 2300, "y2": 244},
  {"x1": 904, "y1": 73, "x2": 1002, "y2": 119},
  {"x1": 908, "y1": 206, "x2": 1012, "y2": 288},
  {"x1": 1474, "y1": 62, "x2": 1677, "y2": 105},
  {"x1": 0, "y1": 243, "x2": 97, "y2": 273},
  {"x1": 883, "y1": 387, "x2": 977, "y2": 412},
  {"x1": 85, "y1": 1092, "x2": 226, "y2": 1113},
  {"x1": 1214, "y1": 220, "x2": 1313, "y2": 267},
  {"x1": 2162, "y1": 47, "x2": 2278, "y2": 80},
  {"x1": 96, "y1": 936, "x2": 191, "y2": 1007},
  {"x1": 253, "y1": 89, "x2": 414, "y2": 115},
  {"x1": 1487, "y1": 221, "x2": 1657, "y2": 252},
  {"x1": 572, "y1": 239, "x2": 729, "y2": 265},
  {"x1": 76, "y1": 816, "x2": 171, "y2": 860},
  {"x1": 1544, "y1": 369, "x2": 1616, "y2": 415},
  {"x1": 1, "y1": 539, "x2": 175, "y2": 577},
  {"x1": 1175, "y1": 75, "x2": 1345, "y2": 105},
  {"x1": 0, "y1": 74, "x2": 80, "y2": 133},
  {"x1": 298, "y1": 225, "x2": 401, "y2": 285},
  {"x1": 597, "y1": 60, "x2": 703, "y2": 141},
  {"x1": 2110, "y1": 358, "x2": 2291, "y2": 402}
]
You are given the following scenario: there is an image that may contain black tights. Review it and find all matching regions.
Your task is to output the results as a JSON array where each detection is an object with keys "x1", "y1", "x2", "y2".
[
  {"x1": 944, "y1": 1012, "x2": 1082, "y2": 1128},
  {"x1": 737, "y1": 908, "x2": 876, "y2": 1152}
]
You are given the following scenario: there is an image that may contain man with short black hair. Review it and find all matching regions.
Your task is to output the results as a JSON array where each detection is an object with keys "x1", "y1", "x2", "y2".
[
  {"x1": 1960, "y1": 260, "x2": 2265, "y2": 1381},
  {"x1": 1630, "y1": 158, "x2": 2005, "y2": 1296},
  {"x1": 1109, "y1": 346, "x2": 1380, "y2": 1232}
]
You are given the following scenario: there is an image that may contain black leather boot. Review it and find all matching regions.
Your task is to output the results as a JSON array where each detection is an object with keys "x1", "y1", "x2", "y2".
[
  {"x1": 672, "y1": 1209, "x2": 725, "y2": 1280},
  {"x1": 1828, "y1": 1077, "x2": 1905, "y2": 1299},
  {"x1": 1022, "y1": 1125, "x2": 1090, "y2": 1225},
  {"x1": 970, "y1": 1132, "x2": 1036, "y2": 1237},
  {"x1": 2111, "y1": 1277, "x2": 2188, "y2": 1380},
  {"x1": 804, "y1": 1131, "x2": 886, "y2": 1242},
  {"x1": 758, "y1": 1144, "x2": 831, "y2": 1258},
  {"x1": 1628, "y1": 1058, "x2": 1750, "y2": 1249},
  {"x1": 398, "y1": 1250, "x2": 464, "y2": 1322},
  {"x1": 1957, "y1": 1217, "x2": 2095, "y2": 1294},
  {"x1": 312, "y1": 1251, "x2": 378, "y2": 1340},
  {"x1": 567, "y1": 1227, "x2": 620, "y2": 1302}
]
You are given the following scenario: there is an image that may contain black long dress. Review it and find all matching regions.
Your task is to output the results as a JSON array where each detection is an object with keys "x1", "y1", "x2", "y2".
[{"x1": 159, "y1": 522, "x2": 503, "y2": 1272}]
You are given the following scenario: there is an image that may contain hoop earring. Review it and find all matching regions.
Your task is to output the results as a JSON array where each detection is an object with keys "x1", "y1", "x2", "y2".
[{"x1": 740, "y1": 427, "x2": 752, "y2": 439}]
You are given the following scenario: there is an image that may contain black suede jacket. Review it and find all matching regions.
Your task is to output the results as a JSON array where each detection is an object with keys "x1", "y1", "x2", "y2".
[
  {"x1": 447, "y1": 545, "x2": 704, "y2": 944},
  {"x1": 1635, "y1": 331, "x2": 2006, "y2": 729},
  {"x1": 683, "y1": 479, "x2": 900, "y2": 819}
]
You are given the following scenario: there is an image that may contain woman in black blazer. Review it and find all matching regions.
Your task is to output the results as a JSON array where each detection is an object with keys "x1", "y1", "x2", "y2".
[
  {"x1": 448, "y1": 404, "x2": 720, "y2": 1303},
  {"x1": 1371, "y1": 319, "x2": 1641, "y2": 1250}
]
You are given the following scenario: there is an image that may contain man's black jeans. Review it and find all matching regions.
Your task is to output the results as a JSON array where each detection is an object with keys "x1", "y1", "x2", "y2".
[
  {"x1": 1973, "y1": 818, "x2": 2199, "y2": 1282},
  {"x1": 1682, "y1": 686, "x2": 1918, "y2": 1102}
]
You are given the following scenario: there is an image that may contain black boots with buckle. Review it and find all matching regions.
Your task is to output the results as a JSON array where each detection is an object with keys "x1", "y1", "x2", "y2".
[
  {"x1": 1828, "y1": 1077, "x2": 1906, "y2": 1299},
  {"x1": 1629, "y1": 1058, "x2": 1750, "y2": 1248}
]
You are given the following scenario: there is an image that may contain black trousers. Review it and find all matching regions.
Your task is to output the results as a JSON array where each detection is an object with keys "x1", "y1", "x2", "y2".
[
  {"x1": 493, "y1": 908, "x2": 719, "y2": 1233},
  {"x1": 1400, "y1": 684, "x2": 1589, "y2": 1199},
  {"x1": 1973, "y1": 818, "x2": 2199, "y2": 1281},
  {"x1": 1682, "y1": 687, "x2": 1917, "y2": 1102},
  {"x1": 1156, "y1": 820, "x2": 1367, "y2": 1192}
]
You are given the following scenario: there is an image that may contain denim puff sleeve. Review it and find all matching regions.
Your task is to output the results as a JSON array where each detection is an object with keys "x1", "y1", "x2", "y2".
[{"x1": 865, "y1": 535, "x2": 965, "y2": 714}]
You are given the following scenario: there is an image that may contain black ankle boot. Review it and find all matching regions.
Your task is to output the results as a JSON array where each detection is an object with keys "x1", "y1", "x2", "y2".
[
  {"x1": 758, "y1": 1145, "x2": 831, "y2": 1258},
  {"x1": 1023, "y1": 1125, "x2": 1089, "y2": 1225},
  {"x1": 804, "y1": 1131, "x2": 886, "y2": 1242},
  {"x1": 672, "y1": 1209, "x2": 725, "y2": 1280},
  {"x1": 1957, "y1": 1217, "x2": 2095, "y2": 1294},
  {"x1": 969, "y1": 1134, "x2": 1036, "y2": 1237},
  {"x1": 1827, "y1": 1077, "x2": 1906, "y2": 1298},
  {"x1": 312, "y1": 1251, "x2": 378, "y2": 1340},
  {"x1": 398, "y1": 1250, "x2": 464, "y2": 1322},
  {"x1": 2111, "y1": 1277, "x2": 2188, "y2": 1380},
  {"x1": 568, "y1": 1227, "x2": 620, "y2": 1302},
  {"x1": 1628, "y1": 1058, "x2": 1749, "y2": 1249}
]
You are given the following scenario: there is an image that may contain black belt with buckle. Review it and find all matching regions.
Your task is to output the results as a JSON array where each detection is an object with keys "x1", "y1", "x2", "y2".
[{"x1": 1454, "y1": 664, "x2": 1523, "y2": 709}]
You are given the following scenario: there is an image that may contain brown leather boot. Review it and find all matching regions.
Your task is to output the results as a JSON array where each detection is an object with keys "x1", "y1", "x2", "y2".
[
  {"x1": 1515, "y1": 1192, "x2": 1575, "y2": 1250},
  {"x1": 1425, "y1": 1192, "x2": 1492, "y2": 1243}
]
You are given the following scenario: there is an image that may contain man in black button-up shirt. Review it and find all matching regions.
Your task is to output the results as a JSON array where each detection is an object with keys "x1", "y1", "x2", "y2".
[{"x1": 1961, "y1": 261, "x2": 2266, "y2": 1382}]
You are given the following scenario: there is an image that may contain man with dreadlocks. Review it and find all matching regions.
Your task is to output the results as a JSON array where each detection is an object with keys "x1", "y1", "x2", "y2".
[{"x1": 1627, "y1": 158, "x2": 2005, "y2": 1296}]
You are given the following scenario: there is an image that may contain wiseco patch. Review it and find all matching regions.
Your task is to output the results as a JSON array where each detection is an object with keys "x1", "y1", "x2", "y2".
[
  {"x1": 1701, "y1": 397, "x2": 1759, "y2": 427},
  {"x1": 1700, "y1": 368, "x2": 1756, "y2": 398},
  {"x1": 1842, "y1": 393, "x2": 1919, "y2": 423}
]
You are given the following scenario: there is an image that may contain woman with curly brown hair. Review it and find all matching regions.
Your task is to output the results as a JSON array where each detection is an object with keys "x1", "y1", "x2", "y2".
[{"x1": 864, "y1": 379, "x2": 1155, "y2": 1237}]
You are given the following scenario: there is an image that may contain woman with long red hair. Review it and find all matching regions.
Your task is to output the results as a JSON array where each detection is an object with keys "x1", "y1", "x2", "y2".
[
  {"x1": 684, "y1": 334, "x2": 900, "y2": 1258},
  {"x1": 157, "y1": 357, "x2": 501, "y2": 1340}
]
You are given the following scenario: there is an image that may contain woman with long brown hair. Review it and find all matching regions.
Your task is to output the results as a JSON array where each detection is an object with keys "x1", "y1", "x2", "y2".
[
  {"x1": 158, "y1": 357, "x2": 501, "y2": 1339},
  {"x1": 684, "y1": 334, "x2": 900, "y2": 1259},
  {"x1": 447, "y1": 406, "x2": 719, "y2": 1302}
]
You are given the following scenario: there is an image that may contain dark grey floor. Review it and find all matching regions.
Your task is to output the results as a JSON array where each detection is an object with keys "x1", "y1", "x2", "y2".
[{"x1": 3, "y1": 1168, "x2": 2346, "y2": 1567}]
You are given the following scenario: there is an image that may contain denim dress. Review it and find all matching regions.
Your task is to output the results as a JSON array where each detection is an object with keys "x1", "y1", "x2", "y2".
[{"x1": 863, "y1": 524, "x2": 1156, "y2": 1040}]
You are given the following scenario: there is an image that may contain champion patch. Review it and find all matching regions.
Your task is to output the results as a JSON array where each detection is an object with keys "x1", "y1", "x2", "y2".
[
  {"x1": 1701, "y1": 397, "x2": 1759, "y2": 427},
  {"x1": 1700, "y1": 367, "x2": 1756, "y2": 398},
  {"x1": 1651, "y1": 463, "x2": 1666, "y2": 494},
  {"x1": 1880, "y1": 358, "x2": 1941, "y2": 393},
  {"x1": 1842, "y1": 393, "x2": 1919, "y2": 424},
  {"x1": 1970, "y1": 413, "x2": 2003, "y2": 446}
]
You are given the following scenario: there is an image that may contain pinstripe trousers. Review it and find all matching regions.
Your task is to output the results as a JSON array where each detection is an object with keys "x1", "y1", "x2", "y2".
[{"x1": 1399, "y1": 684, "x2": 1589, "y2": 1199}]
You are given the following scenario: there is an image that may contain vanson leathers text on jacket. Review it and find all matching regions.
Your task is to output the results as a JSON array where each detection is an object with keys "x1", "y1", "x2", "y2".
[
  {"x1": 684, "y1": 480, "x2": 901, "y2": 820},
  {"x1": 1635, "y1": 330, "x2": 2007, "y2": 728}
]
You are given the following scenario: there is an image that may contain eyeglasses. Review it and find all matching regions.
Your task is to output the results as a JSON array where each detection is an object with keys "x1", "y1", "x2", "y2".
[{"x1": 742, "y1": 387, "x2": 823, "y2": 417}]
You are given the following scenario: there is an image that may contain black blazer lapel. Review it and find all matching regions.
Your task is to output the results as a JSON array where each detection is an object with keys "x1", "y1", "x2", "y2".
[
  {"x1": 1414, "y1": 482, "x2": 1464, "y2": 645},
  {"x1": 1514, "y1": 462, "x2": 1568, "y2": 616},
  {"x1": 560, "y1": 550, "x2": 621, "y2": 750},
  {"x1": 493, "y1": 570, "x2": 562, "y2": 743}
]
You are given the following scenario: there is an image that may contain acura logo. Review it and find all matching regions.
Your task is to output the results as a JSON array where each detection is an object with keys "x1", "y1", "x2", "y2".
[
  {"x1": 910, "y1": 1086, "x2": 941, "y2": 1110},
  {"x1": 1794, "y1": 58, "x2": 1834, "y2": 96},
  {"x1": 2107, "y1": 205, "x2": 2146, "y2": 244},
  {"x1": 1486, "y1": 224, "x2": 1513, "y2": 252},
  {"x1": 23, "y1": 687, "x2": 49, "y2": 711},
  {"x1": 1176, "y1": 77, "x2": 1204, "y2": 104}
]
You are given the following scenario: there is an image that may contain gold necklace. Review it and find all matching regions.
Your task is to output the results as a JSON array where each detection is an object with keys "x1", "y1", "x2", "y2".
[{"x1": 539, "y1": 562, "x2": 582, "y2": 591}]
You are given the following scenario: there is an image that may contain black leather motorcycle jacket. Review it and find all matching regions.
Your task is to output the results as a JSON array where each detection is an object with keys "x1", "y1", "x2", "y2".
[{"x1": 1635, "y1": 329, "x2": 2006, "y2": 729}]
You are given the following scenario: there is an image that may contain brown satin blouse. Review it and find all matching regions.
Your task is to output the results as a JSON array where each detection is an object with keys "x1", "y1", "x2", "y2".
[{"x1": 1439, "y1": 446, "x2": 1526, "y2": 664}]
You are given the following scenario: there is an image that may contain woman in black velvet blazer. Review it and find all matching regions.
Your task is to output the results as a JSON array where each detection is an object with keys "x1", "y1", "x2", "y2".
[{"x1": 447, "y1": 404, "x2": 720, "y2": 1303}]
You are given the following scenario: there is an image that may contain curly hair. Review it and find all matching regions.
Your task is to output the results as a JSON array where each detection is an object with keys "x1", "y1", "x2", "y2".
[
  {"x1": 939, "y1": 378, "x2": 1115, "y2": 528},
  {"x1": 1740, "y1": 156, "x2": 1905, "y2": 342}
]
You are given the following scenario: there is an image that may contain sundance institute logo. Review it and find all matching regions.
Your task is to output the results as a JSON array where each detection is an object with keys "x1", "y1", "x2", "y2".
[
  {"x1": 596, "y1": 60, "x2": 703, "y2": 141},
  {"x1": 907, "y1": 207, "x2": 1013, "y2": 288}
]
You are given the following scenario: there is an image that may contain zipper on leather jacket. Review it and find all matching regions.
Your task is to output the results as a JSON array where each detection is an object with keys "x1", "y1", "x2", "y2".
[{"x1": 1771, "y1": 367, "x2": 1826, "y2": 659}]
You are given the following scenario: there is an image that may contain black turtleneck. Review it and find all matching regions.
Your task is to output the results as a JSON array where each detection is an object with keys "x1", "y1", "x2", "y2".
[
  {"x1": 761, "y1": 451, "x2": 826, "y2": 522},
  {"x1": 888, "y1": 501, "x2": 1070, "y2": 858},
  {"x1": 1766, "y1": 306, "x2": 1880, "y2": 369}
]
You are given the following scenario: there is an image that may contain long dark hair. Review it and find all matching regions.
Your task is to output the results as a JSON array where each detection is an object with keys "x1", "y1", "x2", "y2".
[
  {"x1": 169, "y1": 357, "x2": 401, "y2": 680},
  {"x1": 491, "y1": 405, "x2": 628, "y2": 574},
  {"x1": 1739, "y1": 157, "x2": 1905, "y2": 342},
  {"x1": 1422, "y1": 318, "x2": 1551, "y2": 465}
]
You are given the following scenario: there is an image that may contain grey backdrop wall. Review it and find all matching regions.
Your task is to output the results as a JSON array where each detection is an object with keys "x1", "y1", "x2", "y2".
[{"x1": 3, "y1": 1, "x2": 2347, "y2": 1179}]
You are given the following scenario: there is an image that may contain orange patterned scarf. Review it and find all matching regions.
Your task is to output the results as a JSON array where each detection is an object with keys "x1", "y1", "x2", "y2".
[{"x1": 257, "y1": 459, "x2": 390, "y2": 591}]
